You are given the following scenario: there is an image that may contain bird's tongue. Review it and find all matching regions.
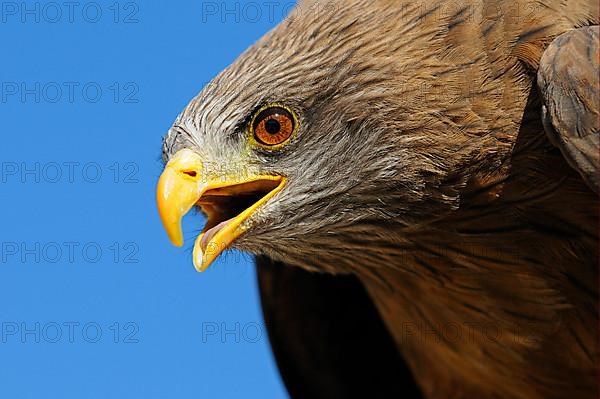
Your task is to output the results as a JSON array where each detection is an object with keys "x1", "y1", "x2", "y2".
[{"x1": 201, "y1": 219, "x2": 233, "y2": 251}]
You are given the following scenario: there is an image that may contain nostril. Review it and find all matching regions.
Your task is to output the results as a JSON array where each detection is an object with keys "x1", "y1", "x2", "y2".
[{"x1": 182, "y1": 170, "x2": 197, "y2": 178}]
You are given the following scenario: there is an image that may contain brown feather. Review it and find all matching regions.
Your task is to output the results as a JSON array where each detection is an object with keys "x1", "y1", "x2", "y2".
[{"x1": 164, "y1": 0, "x2": 600, "y2": 397}]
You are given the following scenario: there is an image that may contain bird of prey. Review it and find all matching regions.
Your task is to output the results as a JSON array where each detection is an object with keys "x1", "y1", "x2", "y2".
[{"x1": 156, "y1": 0, "x2": 599, "y2": 397}]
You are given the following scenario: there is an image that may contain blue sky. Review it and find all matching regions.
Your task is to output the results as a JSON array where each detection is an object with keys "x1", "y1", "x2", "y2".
[{"x1": 0, "y1": 1, "x2": 292, "y2": 397}]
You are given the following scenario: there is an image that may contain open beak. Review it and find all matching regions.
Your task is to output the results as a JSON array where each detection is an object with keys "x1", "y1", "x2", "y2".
[{"x1": 156, "y1": 149, "x2": 286, "y2": 272}]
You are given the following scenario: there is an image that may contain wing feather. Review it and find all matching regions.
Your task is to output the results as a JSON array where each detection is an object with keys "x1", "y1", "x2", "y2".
[
  {"x1": 538, "y1": 26, "x2": 600, "y2": 192},
  {"x1": 256, "y1": 256, "x2": 422, "y2": 399}
]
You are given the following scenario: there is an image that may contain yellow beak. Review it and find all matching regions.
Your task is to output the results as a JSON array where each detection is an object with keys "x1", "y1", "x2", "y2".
[{"x1": 156, "y1": 149, "x2": 286, "y2": 272}]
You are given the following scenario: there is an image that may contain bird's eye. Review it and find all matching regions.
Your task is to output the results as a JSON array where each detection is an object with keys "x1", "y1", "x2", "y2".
[{"x1": 250, "y1": 105, "x2": 297, "y2": 147}]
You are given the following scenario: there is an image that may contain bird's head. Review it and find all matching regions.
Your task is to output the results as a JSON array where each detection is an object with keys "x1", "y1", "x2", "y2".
[{"x1": 157, "y1": 2, "x2": 495, "y2": 272}]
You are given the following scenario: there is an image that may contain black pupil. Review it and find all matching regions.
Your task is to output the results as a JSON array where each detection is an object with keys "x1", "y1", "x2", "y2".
[{"x1": 265, "y1": 118, "x2": 281, "y2": 135}]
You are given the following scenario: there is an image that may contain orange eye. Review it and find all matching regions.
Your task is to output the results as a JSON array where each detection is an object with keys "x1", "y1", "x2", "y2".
[{"x1": 252, "y1": 106, "x2": 296, "y2": 147}]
